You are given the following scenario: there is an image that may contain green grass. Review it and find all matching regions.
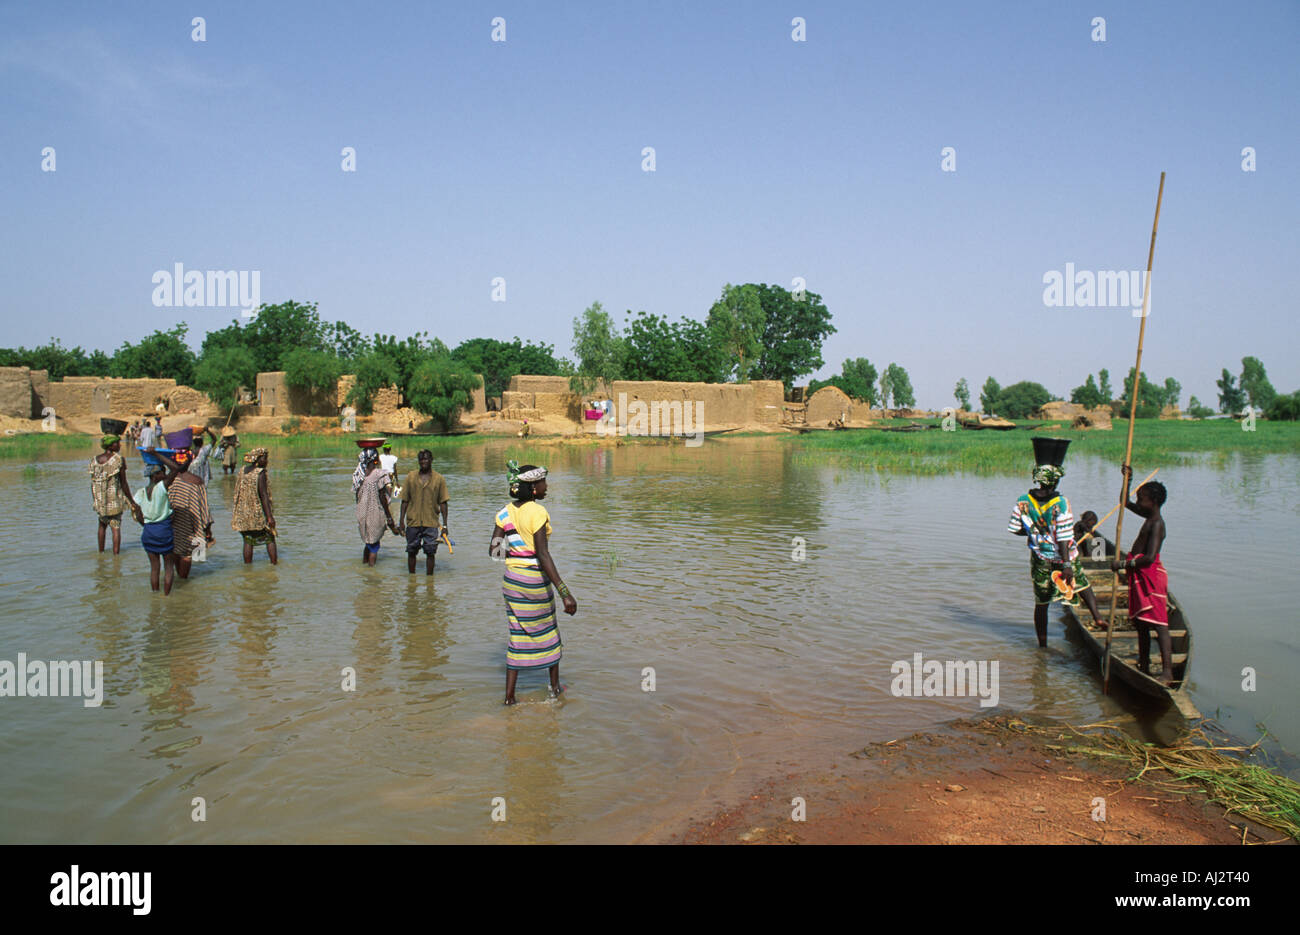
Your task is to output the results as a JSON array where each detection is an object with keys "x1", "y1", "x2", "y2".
[
  {"x1": 788, "y1": 419, "x2": 1300, "y2": 476},
  {"x1": 0, "y1": 434, "x2": 100, "y2": 460}
]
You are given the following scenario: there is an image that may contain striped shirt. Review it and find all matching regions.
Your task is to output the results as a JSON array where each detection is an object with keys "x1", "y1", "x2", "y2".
[{"x1": 1008, "y1": 492, "x2": 1076, "y2": 561}]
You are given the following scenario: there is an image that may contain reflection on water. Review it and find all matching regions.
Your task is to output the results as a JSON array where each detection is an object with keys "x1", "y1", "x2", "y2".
[{"x1": 0, "y1": 439, "x2": 1295, "y2": 842}]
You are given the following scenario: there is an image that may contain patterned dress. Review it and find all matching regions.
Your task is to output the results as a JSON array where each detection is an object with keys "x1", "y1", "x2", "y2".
[
  {"x1": 355, "y1": 469, "x2": 389, "y2": 545},
  {"x1": 89, "y1": 452, "x2": 127, "y2": 527},
  {"x1": 1007, "y1": 491, "x2": 1091, "y2": 604},
  {"x1": 168, "y1": 476, "x2": 212, "y2": 557},
  {"x1": 232, "y1": 465, "x2": 273, "y2": 544},
  {"x1": 496, "y1": 501, "x2": 562, "y2": 669}
]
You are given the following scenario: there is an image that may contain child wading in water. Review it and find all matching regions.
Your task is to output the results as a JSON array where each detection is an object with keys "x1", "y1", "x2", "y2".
[
  {"x1": 1112, "y1": 467, "x2": 1172, "y2": 684},
  {"x1": 489, "y1": 461, "x2": 576, "y2": 705}
]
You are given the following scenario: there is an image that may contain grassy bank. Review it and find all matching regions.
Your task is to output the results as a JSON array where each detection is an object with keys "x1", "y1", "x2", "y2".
[
  {"x1": 0, "y1": 433, "x2": 102, "y2": 460},
  {"x1": 788, "y1": 419, "x2": 1300, "y2": 476}
]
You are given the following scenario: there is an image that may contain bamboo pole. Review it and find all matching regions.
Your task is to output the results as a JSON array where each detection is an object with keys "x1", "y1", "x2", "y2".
[
  {"x1": 1078, "y1": 468, "x2": 1158, "y2": 545},
  {"x1": 1104, "y1": 172, "x2": 1165, "y2": 693}
]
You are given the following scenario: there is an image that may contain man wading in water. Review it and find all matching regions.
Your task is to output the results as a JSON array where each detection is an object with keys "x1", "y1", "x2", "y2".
[{"x1": 398, "y1": 449, "x2": 449, "y2": 575}]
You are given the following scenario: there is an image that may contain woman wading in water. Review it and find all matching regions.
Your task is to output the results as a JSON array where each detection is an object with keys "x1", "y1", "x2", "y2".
[
  {"x1": 232, "y1": 447, "x2": 277, "y2": 563},
  {"x1": 130, "y1": 451, "x2": 178, "y2": 594},
  {"x1": 489, "y1": 461, "x2": 576, "y2": 705},
  {"x1": 355, "y1": 447, "x2": 398, "y2": 566}
]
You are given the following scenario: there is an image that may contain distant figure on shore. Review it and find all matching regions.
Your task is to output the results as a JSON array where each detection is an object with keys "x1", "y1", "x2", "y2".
[
  {"x1": 232, "y1": 447, "x2": 277, "y2": 563},
  {"x1": 355, "y1": 447, "x2": 398, "y2": 566},
  {"x1": 188, "y1": 426, "x2": 219, "y2": 485},
  {"x1": 517, "y1": 419, "x2": 530, "y2": 437},
  {"x1": 90, "y1": 434, "x2": 133, "y2": 554},
  {"x1": 399, "y1": 449, "x2": 449, "y2": 575},
  {"x1": 1113, "y1": 467, "x2": 1172, "y2": 685},
  {"x1": 155, "y1": 448, "x2": 214, "y2": 580},
  {"x1": 138, "y1": 419, "x2": 156, "y2": 452},
  {"x1": 1008, "y1": 447, "x2": 1106, "y2": 646},
  {"x1": 491, "y1": 460, "x2": 576, "y2": 705},
  {"x1": 220, "y1": 432, "x2": 240, "y2": 475},
  {"x1": 130, "y1": 452, "x2": 177, "y2": 594}
]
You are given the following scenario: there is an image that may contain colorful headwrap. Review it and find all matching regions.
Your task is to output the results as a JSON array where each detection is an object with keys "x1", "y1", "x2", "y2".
[
  {"x1": 173, "y1": 448, "x2": 192, "y2": 467},
  {"x1": 244, "y1": 447, "x2": 268, "y2": 463},
  {"x1": 1032, "y1": 464, "x2": 1065, "y2": 486},
  {"x1": 101, "y1": 434, "x2": 119, "y2": 449},
  {"x1": 507, "y1": 458, "x2": 547, "y2": 497}
]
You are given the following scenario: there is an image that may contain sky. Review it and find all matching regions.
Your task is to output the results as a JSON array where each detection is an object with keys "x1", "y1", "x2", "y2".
[{"x1": 2, "y1": 0, "x2": 1297, "y2": 409}]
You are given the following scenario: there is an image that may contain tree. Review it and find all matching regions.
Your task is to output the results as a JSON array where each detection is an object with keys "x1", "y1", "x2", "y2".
[
  {"x1": 750, "y1": 283, "x2": 836, "y2": 390},
  {"x1": 0, "y1": 339, "x2": 111, "y2": 380},
  {"x1": 328, "y1": 321, "x2": 369, "y2": 361},
  {"x1": 979, "y1": 377, "x2": 1002, "y2": 414},
  {"x1": 569, "y1": 301, "x2": 627, "y2": 395},
  {"x1": 621, "y1": 312, "x2": 723, "y2": 383},
  {"x1": 886, "y1": 363, "x2": 915, "y2": 408},
  {"x1": 1216, "y1": 368, "x2": 1246, "y2": 414},
  {"x1": 1118, "y1": 367, "x2": 1167, "y2": 419},
  {"x1": 1239, "y1": 357, "x2": 1276, "y2": 411},
  {"x1": 283, "y1": 348, "x2": 345, "y2": 395},
  {"x1": 405, "y1": 356, "x2": 482, "y2": 431},
  {"x1": 1265, "y1": 390, "x2": 1300, "y2": 421},
  {"x1": 453, "y1": 337, "x2": 564, "y2": 397},
  {"x1": 1070, "y1": 374, "x2": 1105, "y2": 408},
  {"x1": 1163, "y1": 377, "x2": 1181, "y2": 411},
  {"x1": 954, "y1": 377, "x2": 970, "y2": 410},
  {"x1": 192, "y1": 346, "x2": 257, "y2": 410},
  {"x1": 112, "y1": 324, "x2": 197, "y2": 385},
  {"x1": 243, "y1": 300, "x2": 331, "y2": 373},
  {"x1": 1098, "y1": 368, "x2": 1112, "y2": 402},
  {"x1": 842, "y1": 358, "x2": 879, "y2": 405},
  {"x1": 1185, "y1": 395, "x2": 1214, "y2": 419},
  {"x1": 878, "y1": 369, "x2": 893, "y2": 409},
  {"x1": 991, "y1": 381, "x2": 1052, "y2": 419},
  {"x1": 346, "y1": 351, "x2": 400, "y2": 415},
  {"x1": 705, "y1": 284, "x2": 765, "y2": 383}
]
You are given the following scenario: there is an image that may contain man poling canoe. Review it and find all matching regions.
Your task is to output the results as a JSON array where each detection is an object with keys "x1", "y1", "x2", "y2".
[{"x1": 1007, "y1": 437, "x2": 1108, "y2": 647}]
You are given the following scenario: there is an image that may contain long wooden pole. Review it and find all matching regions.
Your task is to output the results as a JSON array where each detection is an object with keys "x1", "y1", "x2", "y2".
[{"x1": 1103, "y1": 171, "x2": 1165, "y2": 693}]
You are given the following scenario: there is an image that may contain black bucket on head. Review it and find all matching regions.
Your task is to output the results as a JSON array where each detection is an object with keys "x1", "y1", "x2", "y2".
[
  {"x1": 100, "y1": 418, "x2": 128, "y2": 436},
  {"x1": 1031, "y1": 436, "x2": 1071, "y2": 467}
]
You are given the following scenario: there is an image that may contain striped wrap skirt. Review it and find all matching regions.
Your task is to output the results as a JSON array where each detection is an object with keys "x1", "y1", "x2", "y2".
[{"x1": 502, "y1": 564, "x2": 562, "y2": 670}]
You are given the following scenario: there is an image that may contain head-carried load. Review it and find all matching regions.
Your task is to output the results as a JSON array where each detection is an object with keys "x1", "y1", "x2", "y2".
[{"x1": 1030, "y1": 436, "x2": 1070, "y2": 487}]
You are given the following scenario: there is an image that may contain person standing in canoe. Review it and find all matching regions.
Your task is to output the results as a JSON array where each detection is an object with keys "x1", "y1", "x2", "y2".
[
  {"x1": 1008, "y1": 437, "x2": 1105, "y2": 646},
  {"x1": 232, "y1": 447, "x2": 277, "y2": 563},
  {"x1": 90, "y1": 434, "x2": 133, "y2": 553},
  {"x1": 129, "y1": 453, "x2": 178, "y2": 594},
  {"x1": 1113, "y1": 466, "x2": 1172, "y2": 685},
  {"x1": 355, "y1": 447, "x2": 398, "y2": 566},
  {"x1": 490, "y1": 460, "x2": 576, "y2": 705}
]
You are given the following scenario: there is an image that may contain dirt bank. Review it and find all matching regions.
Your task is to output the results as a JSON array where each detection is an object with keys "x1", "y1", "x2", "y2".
[{"x1": 666, "y1": 717, "x2": 1291, "y2": 845}]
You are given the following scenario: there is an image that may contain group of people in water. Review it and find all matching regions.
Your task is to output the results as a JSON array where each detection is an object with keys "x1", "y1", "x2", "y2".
[
  {"x1": 89, "y1": 430, "x2": 576, "y2": 703},
  {"x1": 1009, "y1": 438, "x2": 1172, "y2": 685}
]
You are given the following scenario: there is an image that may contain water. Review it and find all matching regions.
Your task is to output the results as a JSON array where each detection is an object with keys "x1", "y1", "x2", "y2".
[{"x1": 0, "y1": 438, "x2": 1295, "y2": 842}]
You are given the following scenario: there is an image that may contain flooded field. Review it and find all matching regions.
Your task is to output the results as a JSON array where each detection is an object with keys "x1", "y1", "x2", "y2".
[{"x1": 0, "y1": 437, "x2": 1295, "y2": 842}]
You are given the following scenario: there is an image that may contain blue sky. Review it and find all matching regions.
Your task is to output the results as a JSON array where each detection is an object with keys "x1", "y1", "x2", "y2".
[{"x1": 2, "y1": 0, "x2": 1297, "y2": 408}]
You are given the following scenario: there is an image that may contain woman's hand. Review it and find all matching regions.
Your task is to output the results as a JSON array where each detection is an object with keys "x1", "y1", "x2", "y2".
[{"x1": 562, "y1": 594, "x2": 577, "y2": 615}]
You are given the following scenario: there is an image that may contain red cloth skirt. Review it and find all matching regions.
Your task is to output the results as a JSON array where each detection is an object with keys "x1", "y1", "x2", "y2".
[{"x1": 1127, "y1": 553, "x2": 1168, "y2": 626}]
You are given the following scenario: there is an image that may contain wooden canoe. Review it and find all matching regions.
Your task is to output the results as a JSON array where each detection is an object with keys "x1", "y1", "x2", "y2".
[{"x1": 1060, "y1": 537, "x2": 1200, "y2": 720}]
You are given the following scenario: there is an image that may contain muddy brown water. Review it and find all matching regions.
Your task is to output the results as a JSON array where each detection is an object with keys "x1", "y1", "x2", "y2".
[{"x1": 0, "y1": 438, "x2": 1294, "y2": 842}]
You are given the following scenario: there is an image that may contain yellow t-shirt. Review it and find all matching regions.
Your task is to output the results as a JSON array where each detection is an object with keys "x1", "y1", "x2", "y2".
[{"x1": 496, "y1": 501, "x2": 552, "y2": 568}]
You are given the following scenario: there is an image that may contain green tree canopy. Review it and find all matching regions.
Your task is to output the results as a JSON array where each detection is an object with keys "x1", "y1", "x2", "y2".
[
  {"x1": 1163, "y1": 377, "x2": 1181, "y2": 410},
  {"x1": 1118, "y1": 367, "x2": 1169, "y2": 419},
  {"x1": 453, "y1": 337, "x2": 565, "y2": 397},
  {"x1": 192, "y1": 345, "x2": 257, "y2": 411},
  {"x1": 1239, "y1": 356, "x2": 1276, "y2": 410},
  {"x1": 809, "y1": 357, "x2": 878, "y2": 405},
  {"x1": 979, "y1": 377, "x2": 1002, "y2": 414},
  {"x1": 1071, "y1": 374, "x2": 1105, "y2": 408},
  {"x1": 569, "y1": 301, "x2": 627, "y2": 395},
  {"x1": 283, "y1": 348, "x2": 345, "y2": 395},
  {"x1": 621, "y1": 312, "x2": 724, "y2": 383},
  {"x1": 1216, "y1": 368, "x2": 1246, "y2": 414},
  {"x1": 1098, "y1": 368, "x2": 1112, "y2": 402},
  {"x1": 0, "y1": 339, "x2": 111, "y2": 380},
  {"x1": 954, "y1": 377, "x2": 970, "y2": 410},
  {"x1": 885, "y1": 363, "x2": 915, "y2": 408},
  {"x1": 406, "y1": 356, "x2": 482, "y2": 430},
  {"x1": 1264, "y1": 390, "x2": 1300, "y2": 421},
  {"x1": 345, "y1": 351, "x2": 400, "y2": 415},
  {"x1": 750, "y1": 283, "x2": 836, "y2": 390},
  {"x1": 989, "y1": 380, "x2": 1052, "y2": 419},
  {"x1": 1185, "y1": 395, "x2": 1214, "y2": 419},
  {"x1": 706, "y1": 284, "x2": 765, "y2": 383},
  {"x1": 112, "y1": 324, "x2": 197, "y2": 385}
]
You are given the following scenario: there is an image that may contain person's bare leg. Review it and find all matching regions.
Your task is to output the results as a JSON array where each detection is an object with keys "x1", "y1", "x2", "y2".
[
  {"x1": 408, "y1": 552, "x2": 417, "y2": 574},
  {"x1": 362, "y1": 546, "x2": 370, "y2": 565},
  {"x1": 426, "y1": 553, "x2": 434, "y2": 575},
  {"x1": 266, "y1": 540, "x2": 278, "y2": 564},
  {"x1": 149, "y1": 552, "x2": 161, "y2": 591},
  {"x1": 177, "y1": 555, "x2": 192, "y2": 579},
  {"x1": 1154, "y1": 624, "x2": 1174, "y2": 685},
  {"x1": 1033, "y1": 603, "x2": 1048, "y2": 647},
  {"x1": 163, "y1": 554, "x2": 175, "y2": 595},
  {"x1": 1079, "y1": 586, "x2": 1105, "y2": 629},
  {"x1": 111, "y1": 525, "x2": 121, "y2": 554},
  {"x1": 97, "y1": 522, "x2": 107, "y2": 552},
  {"x1": 1136, "y1": 621, "x2": 1152, "y2": 674},
  {"x1": 243, "y1": 540, "x2": 254, "y2": 563},
  {"x1": 504, "y1": 669, "x2": 519, "y2": 705},
  {"x1": 548, "y1": 664, "x2": 562, "y2": 696}
]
